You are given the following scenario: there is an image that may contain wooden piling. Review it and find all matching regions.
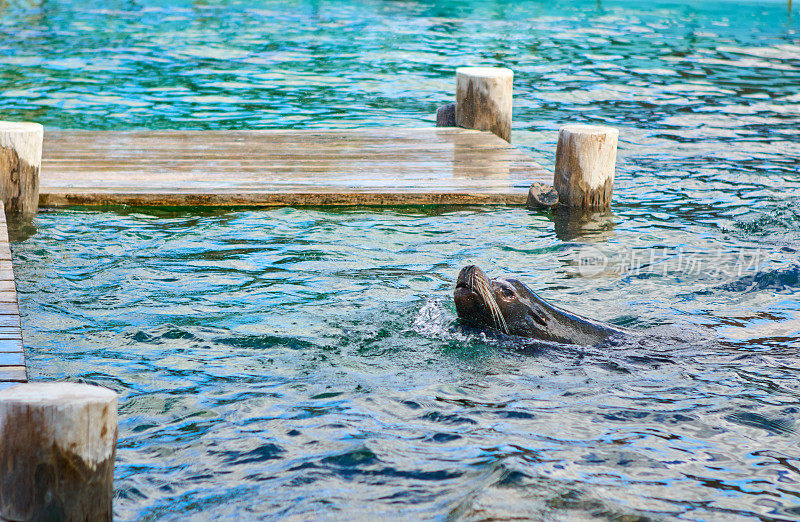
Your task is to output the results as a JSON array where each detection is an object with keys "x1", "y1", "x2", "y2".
[
  {"x1": 0, "y1": 382, "x2": 118, "y2": 521},
  {"x1": 553, "y1": 124, "x2": 619, "y2": 210},
  {"x1": 0, "y1": 121, "x2": 43, "y2": 215},
  {"x1": 455, "y1": 67, "x2": 513, "y2": 142}
]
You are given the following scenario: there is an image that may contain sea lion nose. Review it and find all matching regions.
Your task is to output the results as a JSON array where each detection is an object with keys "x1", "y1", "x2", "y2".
[{"x1": 457, "y1": 265, "x2": 477, "y2": 286}]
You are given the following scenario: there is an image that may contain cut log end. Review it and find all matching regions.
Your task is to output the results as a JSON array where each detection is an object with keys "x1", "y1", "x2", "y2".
[
  {"x1": 0, "y1": 382, "x2": 118, "y2": 522},
  {"x1": 553, "y1": 124, "x2": 619, "y2": 210},
  {"x1": 526, "y1": 182, "x2": 559, "y2": 210},
  {"x1": 0, "y1": 121, "x2": 43, "y2": 215},
  {"x1": 436, "y1": 103, "x2": 456, "y2": 127},
  {"x1": 455, "y1": 67, "x2": 513, "y2": 142}
]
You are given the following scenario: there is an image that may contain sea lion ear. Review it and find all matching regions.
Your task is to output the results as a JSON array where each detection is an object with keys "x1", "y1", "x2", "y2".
[
  {"x1": 506, "y1": 279, "x2": 526, "y2": 294},
  {"x1": 512, "y1": 279, "x2": 536, "y2": 294}
]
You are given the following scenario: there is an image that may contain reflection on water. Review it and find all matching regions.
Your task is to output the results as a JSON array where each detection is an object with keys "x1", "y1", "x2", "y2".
[
  {"x1": 551, "y1": 208, "x2": 617, "y2": 242},
  {"x1": 3, "y1": 0, "x2": 800, "y2": 520}
]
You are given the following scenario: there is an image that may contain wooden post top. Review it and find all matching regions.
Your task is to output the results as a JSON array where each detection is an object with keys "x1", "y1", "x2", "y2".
[
  {"x1": 0, "y1": 121, "x2": 43, "y2": 168},
  {"x1": 0, "y1": 121, "x2": 43, "y2": 131},
  {"x1": 0, "y1": 382, "x2": 116, "y2": 404},
  {"x1": 456, "y1": 67, "x2": 513, "y2": 79},
  {"x1": 554, "y1": 124, "x2": 619, "y2": 209},
  {"x1": 559, "y1": 124, "x2": 619, "y2": 137},
  {"x1": 0, "y1": 383, "x2": 118, "y2": 466},
  {"x1": 455, "y1": 68, "x2": 514, "y2": 142},
  {"x1": 0, "y1": 381, "x2": 117, "y2": 521}
]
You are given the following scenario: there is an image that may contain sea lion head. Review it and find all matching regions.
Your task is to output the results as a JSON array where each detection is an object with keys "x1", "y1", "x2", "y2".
[
  {"x1": 453, "y1": 265, "x2": 625, "y2": 344},
  {"x1": 453, "y1": 264, "x2": 540, "y2": 337}
]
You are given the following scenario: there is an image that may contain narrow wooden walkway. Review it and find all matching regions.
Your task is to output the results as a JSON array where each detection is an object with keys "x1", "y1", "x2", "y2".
[
  {"x1": 40, "y1": 128, "x2": 549, "y2": 207},
  {"x1": 0, "y1": 202, "x2": 26, "y2": 390}
]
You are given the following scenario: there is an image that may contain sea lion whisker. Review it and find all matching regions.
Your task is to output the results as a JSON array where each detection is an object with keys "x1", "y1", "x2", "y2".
[
  {"x1": 490, "y1": 299, "x2": 509, "y2": 334},
  {"x1": 495, "y1": 306, "x2": 509, "y2": 334},
  {"x1": 482, "y1": 283, "x2": 500, "y2": 325},
  {"x1": 475, "y1": 275, "x2": 508, "y2": 334}
]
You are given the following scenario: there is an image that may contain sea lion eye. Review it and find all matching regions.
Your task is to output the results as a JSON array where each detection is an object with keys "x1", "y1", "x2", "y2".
[{"x1": 501, "y1": 287, "x2": 515, "y2": 298}]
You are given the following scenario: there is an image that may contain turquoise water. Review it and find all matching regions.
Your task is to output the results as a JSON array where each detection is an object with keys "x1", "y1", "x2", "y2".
[{"x1": 3, "y1": 0, "x2": 800, "y2": 520}]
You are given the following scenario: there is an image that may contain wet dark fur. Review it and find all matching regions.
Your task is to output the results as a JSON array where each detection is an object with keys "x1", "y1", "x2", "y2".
[{"x1": 453, "y1": 265, "x2": 627, "y2": 346}]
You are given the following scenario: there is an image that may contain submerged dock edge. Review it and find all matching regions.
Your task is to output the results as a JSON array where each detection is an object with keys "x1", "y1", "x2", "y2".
[{"x1": 39, "y1": 191, "x2": 529, "y2": 208}]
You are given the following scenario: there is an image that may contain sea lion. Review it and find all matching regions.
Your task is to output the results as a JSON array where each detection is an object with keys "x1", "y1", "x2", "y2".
[{"x1": 453, "y1": 265, "x2": 628, "y2": 345}]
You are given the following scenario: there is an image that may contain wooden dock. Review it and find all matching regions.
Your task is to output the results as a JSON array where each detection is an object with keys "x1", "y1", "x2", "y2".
[
  {"x1": 0, "y1": 202, "x2": 26, "y2": 390},
  {"x1": 40, "y1": 128, "x2": 550, "y2": 207},
  {"x1": 2, "y1": 126, "x2": 550, "y2": 391}
]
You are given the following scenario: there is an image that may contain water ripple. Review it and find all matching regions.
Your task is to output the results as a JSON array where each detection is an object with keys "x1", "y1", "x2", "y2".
[{"x1": 8, "y1": 205, "x2": 800, "y2": 520}]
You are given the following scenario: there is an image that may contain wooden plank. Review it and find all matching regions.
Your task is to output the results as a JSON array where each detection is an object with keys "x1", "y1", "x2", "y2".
[
  {"x1": 0, "y1": 202, "x2": 24, "y2": 385},
  {"x1": 0, "y1": 302, "x2": 20, "y2": 315},
  {"x1": 0, "y1": 316, "x2": 21, "y2": 328},
  {"x1": 0, "y1": 291, "x2": 19, "y2": 303},
  {"x1": 0, "y1": 352, "x2": 23, "y2": 366},
  {"x1": 42, "y1": 128, "x2": 501, "y2": 147},
  {"x1": 0, "y1": 339, "x2": 22, "y2": 353},
  {"x1": 42, "y1": 136, "x2": 534, "y2": 157},
  {"x1": 40, "y1": 128, "x2": 550, "y2": 207},
  {"x1": 0, "y1": 326, "x2": 22, "y2": 340},
  {"x1": 0, "y1": 366, "x2": 26, "y2": 382}
]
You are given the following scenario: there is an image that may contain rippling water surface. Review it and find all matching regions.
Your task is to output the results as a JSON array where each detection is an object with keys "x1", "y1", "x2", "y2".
[{"x1": 3, "y1": 0, "x2": 800, "y2": 520}]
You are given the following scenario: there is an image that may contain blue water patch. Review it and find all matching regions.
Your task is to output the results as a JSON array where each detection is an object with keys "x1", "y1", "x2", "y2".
[{"x1": 10, "y1": 206, "x2": 800, "y2": 520}]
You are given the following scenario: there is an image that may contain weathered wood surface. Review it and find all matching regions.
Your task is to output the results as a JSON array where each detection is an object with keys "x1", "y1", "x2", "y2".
[
  {"x1": 553, "y1": 125, "x2": 619, "y2": 210},
  {"x1": 436, "y1": 103, "x2": 456, "y2": 127},
  {"x1": 0, "y1": 121, "x2": 42, "y2": 214},
  {"x1": 456, "y1": 67, "x2": 513, "y2": 142},
  {"x1": 0, "y1": 201, "x2": 24, "y2": 391},
  {"x1": 526, "y1": 182, "x2": 559, "y2": 210},
  {"x1": 40, "y1": 128, "x2": 550, "y2": 207},
  {"x1": 0, "y1": 382, "x2": 117, "y2": 521}
]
